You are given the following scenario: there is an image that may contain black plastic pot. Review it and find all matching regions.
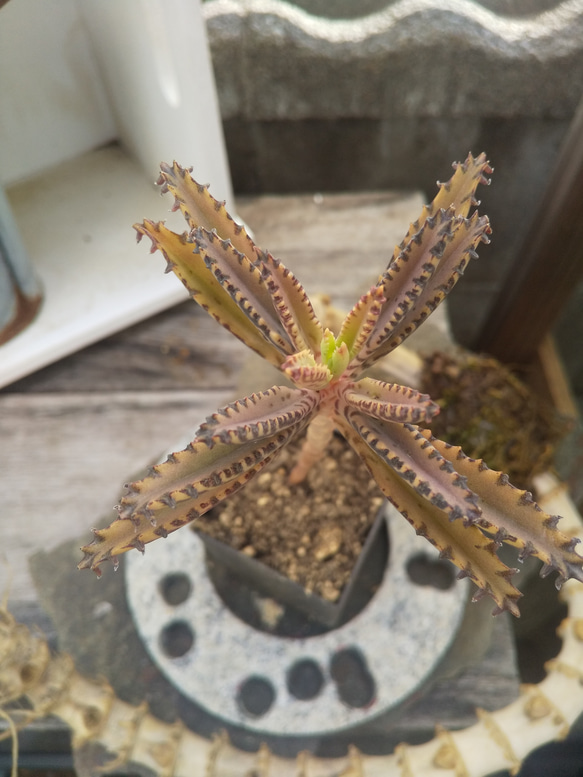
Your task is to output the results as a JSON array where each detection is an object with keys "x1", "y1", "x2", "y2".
[{"x1": 195, "y1": 506, "x2": 388, "y2": 629}]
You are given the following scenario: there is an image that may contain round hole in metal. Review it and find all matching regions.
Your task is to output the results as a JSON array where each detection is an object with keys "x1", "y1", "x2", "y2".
[
  {"x1": 330, "y1": 647, "x2": 376, "y2": 709},
  {"x1": 287, "y1": 659, "x2": 325, "y2": 701},
  {"x1": 406, "y1": 553, "x2": 456, "y2": 590},
  {"x1": 125, "y1": 506, "x2": 469, "y2": 735},
  {"x1": 237, "y1": 675, "x2": 276, "y2": 718},
  {"x1": 159, "y1": 572, "x2": 192, "y2": 606},
  {"x1": 159, "y1": 620, "x2": 195, "y2": 658}
]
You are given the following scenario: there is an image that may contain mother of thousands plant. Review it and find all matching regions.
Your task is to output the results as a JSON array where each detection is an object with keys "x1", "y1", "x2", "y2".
[{"x1": 79, "y1": 153, "x2": 583, "y2": 616}]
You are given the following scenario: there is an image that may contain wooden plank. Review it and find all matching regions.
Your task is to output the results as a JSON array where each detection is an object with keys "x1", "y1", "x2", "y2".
[
  {"x1": 0, "y1": 391, "x2": 226, "y2": 603},
  {"x1": 4, "y1": 190, "x2": 423, "y2": 394},
  {"x1": 0, "y1": 189, "x2": 525, "y2": 753},
  {"x1": 1, "y1": 190, "x2": 425, "y2": 606},
  {"x1": 6, "y1": 303, "x2": 248, "y2": 393},
  {"x1": 474, "y1": 98, "x2": 583, "y2": 362},
  {"x1": 237, "y1": 189, "x2": 423, "y2": 307},
  {"x1": 533, "y1": 335, "x2": 580, "y2": 420}
]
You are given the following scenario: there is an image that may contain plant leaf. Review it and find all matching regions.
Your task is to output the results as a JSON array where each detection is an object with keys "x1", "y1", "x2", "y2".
[
  {"x1": 393, "y1": 152, "x2": 492, "y2": 254},
  {"x1": 79, "y1": 387, "x2": 318, "y2": 575},
  {"x1": 194, "y1": 227, "x2": 294, "y2": 354},
  {"x1": 372, "y1": 211, "x2": 491, "y2": 360},
  {"x1": 338, "y1": 411, "x2": 481, "y2": 523},
  {"x1": 431, "y1": 151, "x2": 493, "y2": 219},
  {"x1": 344, "y1": 377, "x2": 440, "y2": 425},
  {"x1": 151, "y1": 166, "x2": 327, "y2": 364},
  {"x1": 157, "y1": 161, "x2": 256, "y2": 258},
  {"x1": 337, "y1": 285, "x2": 386, "y2": 360},
  {"x1": 352, "y1": 209, "x2": 491, "y2": 371},
  {"x1": 346, "y1": 152, "x2": 492, "y2": 374},
  {"x1": 424, "y1": 432, "x2": 583, "y2": 587},
  {"x1": 341, "y1": 423, "x2": 522, "y2": 615},
  {"x1": 281, "y1": 350, "x2": 333, "y2": 390},
  {"x1": 197, "y1": 386, "x2": 319, "y2": 444},
  {"x1": 78, "y1": 431, "x2": 292, "y2": 575},
  {"x1": 350, "y1": 208, "x2": 456, "y2": 372},
  {"x1": 255, "y1": 248, "x2": 324, "y2": 356},
  {"x1": 134, "y1": 220, "x2": 289, "y2": 367}
]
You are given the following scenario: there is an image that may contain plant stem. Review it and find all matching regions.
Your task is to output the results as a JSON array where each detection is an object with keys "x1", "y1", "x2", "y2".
[{"x1": 289, "y1": 413, "x2": 336, "y2": 484}]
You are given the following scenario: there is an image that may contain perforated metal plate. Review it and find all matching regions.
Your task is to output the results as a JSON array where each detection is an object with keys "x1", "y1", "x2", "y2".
[{"x1": 125, "y1": 503, "x2": 467, "y2": 736}]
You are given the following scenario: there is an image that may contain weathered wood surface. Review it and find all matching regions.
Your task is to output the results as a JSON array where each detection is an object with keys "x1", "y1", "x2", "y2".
[
  {"x1": 0, "y1": 190, "x2": 527, "y2": 770},
  {"x1": 0, "y1": 190, "x2": 425, "y2": 605},
  {"x1": 6, "y1": 191, "x2": 423, "y2": 394}
]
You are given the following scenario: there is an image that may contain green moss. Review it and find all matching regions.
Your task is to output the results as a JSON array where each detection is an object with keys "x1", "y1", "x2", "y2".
[{"x1": 421, "y1": 351, "x2": 568, "y2": 489}]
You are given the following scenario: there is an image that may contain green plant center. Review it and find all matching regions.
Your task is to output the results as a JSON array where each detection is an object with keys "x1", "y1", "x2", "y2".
[{"x1": 320, "y1": 329, "x2": 350, "y2": 379}]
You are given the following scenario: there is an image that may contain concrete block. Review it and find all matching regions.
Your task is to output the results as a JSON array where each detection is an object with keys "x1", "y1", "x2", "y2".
[{"x1": 204, "y1": 0, "x2": 583, "y2": 121}]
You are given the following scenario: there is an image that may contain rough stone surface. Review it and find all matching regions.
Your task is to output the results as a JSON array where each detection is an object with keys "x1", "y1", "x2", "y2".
[
  {"x1": 202, "y1": 0, "x2": 583, "y2": 352},
  {"x1": 225, "y1": 116, "x2": 570, "y2": 348},
  {"x1": 204, "y1": 0, "x2": 583, "y2": 121}
]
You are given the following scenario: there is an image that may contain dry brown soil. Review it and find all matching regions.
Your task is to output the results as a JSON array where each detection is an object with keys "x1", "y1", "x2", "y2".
[{"x1": 194, "y1": 434, "x2": 384, "y2": 602}]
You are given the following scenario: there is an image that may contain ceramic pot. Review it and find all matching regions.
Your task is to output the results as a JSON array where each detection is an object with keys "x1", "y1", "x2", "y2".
[{"x1": 0, "y1": 185, "x2": 42, "y2": 345}]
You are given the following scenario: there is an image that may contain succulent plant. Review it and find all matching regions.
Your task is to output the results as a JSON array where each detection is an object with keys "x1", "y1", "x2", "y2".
[{"x1": 79, "y1": 153, "x2": 583, "y2": 615}]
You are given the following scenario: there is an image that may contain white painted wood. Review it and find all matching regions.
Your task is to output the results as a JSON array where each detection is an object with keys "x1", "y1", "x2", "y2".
[
  {"x1": 0, "y1": 146, "x2": 190, "y2": 389},
  {"x1": 0, "y1": 0, "x2": 232, "y2": 204},
  {"x1": 76, "y1": 0, "x2": 234, "y2": 207},
  {"x1": 0, "y1": 0, "x2": 116, "y2": 186},
  {"x1": 0, "y1": 0, "x2": 233, "y2": 386}
]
